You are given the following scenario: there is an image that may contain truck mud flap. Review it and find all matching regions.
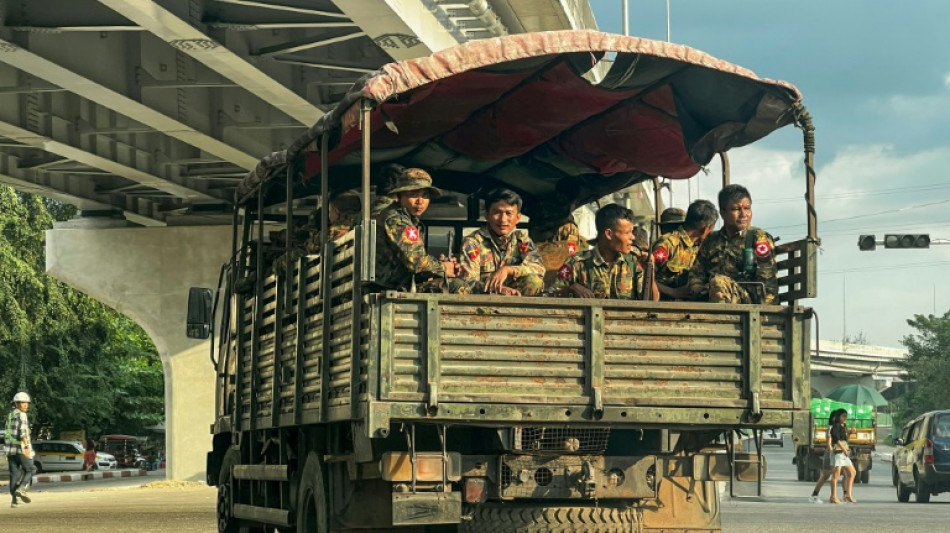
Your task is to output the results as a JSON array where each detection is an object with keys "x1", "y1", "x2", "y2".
[{"x1": 392, "y1": 492, "x2": 461, "y2": 526}]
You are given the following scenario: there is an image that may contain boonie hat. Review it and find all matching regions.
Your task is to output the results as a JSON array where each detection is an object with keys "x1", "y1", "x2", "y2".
[
  {"x1": 660, "y1": 207, "x2": 686, "y2": 225},
  {"x1": 387, "y1": 168, "x2": 442, "y2": 198}
]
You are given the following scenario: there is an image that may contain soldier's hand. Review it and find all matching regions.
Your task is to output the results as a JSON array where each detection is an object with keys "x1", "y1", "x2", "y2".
[
  {"x1": 442, "y1": 261, "x2": 460, "y2": 278},
  {"x1": 498, "y1": 286, "x2": 521, "y2": 297},
  {"x1": 485, "y1": 267, "x2": 512, "y2": 293},
  {"x1": 569, "y1": 283, "x2": 595, "y2": 299}
]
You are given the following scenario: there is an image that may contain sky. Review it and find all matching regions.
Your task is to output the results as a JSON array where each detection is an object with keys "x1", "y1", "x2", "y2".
[{"x1": 588, "y1": 0, "x2": 950, "y2": 347}]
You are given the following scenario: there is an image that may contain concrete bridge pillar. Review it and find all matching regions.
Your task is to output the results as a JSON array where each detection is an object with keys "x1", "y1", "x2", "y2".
[{"x1": 46, "y1": 223, "x2": 232, "y2": 482}]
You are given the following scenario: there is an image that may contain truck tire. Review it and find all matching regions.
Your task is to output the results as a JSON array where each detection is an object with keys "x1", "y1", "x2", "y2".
[
  {"x1": 892, "y1": 465, "x2": 899, "y2": 487},
  {"x1": 860, "y1": 469, "x2": 869, "y2": 484},
  {"x1": 459, "y1": 504, "x2": 637, "y2": 533},
  {"x1": 217, "y1": 451, "x2": 240, "y2": 533},
  {"x1": 914, "y1": 473, "x2": 931, "y2": 504},
  {"x1": 796, "y1": 459, "x2": 805, "y2": 481},
  {"x1": 296, "y1": 452, "x2": 328, "y2": 533}
]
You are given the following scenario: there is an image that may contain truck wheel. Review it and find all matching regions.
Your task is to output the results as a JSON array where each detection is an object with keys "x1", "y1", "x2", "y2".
[
  {"x1": 915, "y1": 473, "x2": 932, "y2": 503},
  {"x1": 217, "y1": 451, "x2": 240, "y2": 533},
  {"x1": 459, "y1": 503, "x2": 637, "y2": 533},
  {"x1": 860, "y1": 469, "x2": 869, "y2": 484},
  {"x1": 296, "y1": 452, "x2": 328, "y2": 533},
  {"x1": 892, "y1": 465, "x2": 899, "y2": 487},
  {"x1": 796, "y1": 459, "x2": 805, "y2": 481}
]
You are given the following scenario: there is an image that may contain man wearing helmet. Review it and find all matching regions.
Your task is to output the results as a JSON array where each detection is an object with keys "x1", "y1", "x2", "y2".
[{"x1": 5, "y1": 392, "x2": 35, "y2": 507}]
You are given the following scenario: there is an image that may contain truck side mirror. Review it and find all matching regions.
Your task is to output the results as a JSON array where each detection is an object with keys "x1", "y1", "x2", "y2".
[
  {"x1": 894, "y1": 438, "x2": 904, "y2": 446},
  {"x1": 186, "y1": 287, "x2": 214, "y2": 339}
]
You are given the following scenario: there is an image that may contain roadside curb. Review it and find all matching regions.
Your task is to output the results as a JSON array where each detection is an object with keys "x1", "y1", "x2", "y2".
[{"x1": 34, "y1": 469, "x2": 148, "y2": 483}]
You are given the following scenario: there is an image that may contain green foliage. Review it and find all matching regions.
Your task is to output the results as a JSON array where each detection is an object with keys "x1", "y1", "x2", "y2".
[
  {"x1": 0, "y1": 187, "x2": 163, "y2": 438},
  {"x1": 898, "y1": 311, "x2": 950, "y2": 424}
]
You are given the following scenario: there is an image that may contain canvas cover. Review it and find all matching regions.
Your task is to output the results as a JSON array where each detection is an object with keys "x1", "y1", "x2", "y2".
[{"x1": 236, "y1": 30, "x2": 803, "y2": 210}]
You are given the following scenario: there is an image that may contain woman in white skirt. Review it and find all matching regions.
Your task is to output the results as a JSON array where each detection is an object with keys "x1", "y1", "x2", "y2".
[{"x1": 829, "y1": 408, "x2": 857, "y2": 503}]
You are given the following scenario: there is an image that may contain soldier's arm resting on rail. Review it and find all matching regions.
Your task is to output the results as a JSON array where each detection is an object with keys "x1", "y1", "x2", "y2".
[{"x1": 385, "y1": 216, "x2": 445, "y2": 277}]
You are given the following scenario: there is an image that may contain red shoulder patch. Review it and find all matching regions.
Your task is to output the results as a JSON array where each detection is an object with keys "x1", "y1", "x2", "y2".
[
  {"x1": 557, "y1": 264, "x2": 572, "y2": 280},
  {"x1": 404, "y1": 226, "x2": 419, "y2": 242},
  {"x1": 653, "y1": 247, "x2": 669, "y2": 264},
  {"x1": 468, "y1": 247, "x2": 480, "y2": 261},
  {"x1": 754, "y1": 241, "x2": 772, "y2": 258},
  {"x1": 520, "y1": 241, "x2": 530, "y2": 254},
  {"x1": 566, "y1": 242, "x2": 577, "y2": 256}
]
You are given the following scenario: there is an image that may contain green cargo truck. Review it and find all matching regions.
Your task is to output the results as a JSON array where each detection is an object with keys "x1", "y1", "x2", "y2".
[
  {"x1": 187, "y1": 31, "x2": 819, "y2": 532},
  {"x1": 796, "y1": 399, "x2": 876, "y2": 483}
]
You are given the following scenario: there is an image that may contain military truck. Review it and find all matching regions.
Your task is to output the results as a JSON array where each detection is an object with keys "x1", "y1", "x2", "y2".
[
  {"x1": 796, "y1": 399, "x2": 876, "y2": 483},
  {"x1": 187, "y1": 30, "x2": 818, "y2": 532}
]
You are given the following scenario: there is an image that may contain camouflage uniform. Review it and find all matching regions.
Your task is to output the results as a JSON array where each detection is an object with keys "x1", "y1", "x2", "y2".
[
  {"x1": 651, "y1": 227, "x2": 700, "y2": 300},
  {"x1": 374, "y1": 205, "x2": 466, "y2": 293},
  {"x1": 553, "y1": 246, "x2": 644, "y2": 299},
  {"x1": 687, "y1": 227, "x2": 778, "y2": 304},
  {"x1": 306, "y1": 213, "x2": 358, "y2": 254},
  {"x1": 370, "y1": 196, "x2": 395, "y2": 217},
  {"x1": 459, "y1": 227, "x2": 545, "y2": 295}
]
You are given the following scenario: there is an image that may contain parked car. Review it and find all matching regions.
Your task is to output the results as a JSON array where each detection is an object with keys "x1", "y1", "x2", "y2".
[
  {"x1": 33, "y1": 440, "x2": 117, "y2": 473},
  {"x1": 894, "y1": 410, "x2": 950, "y2": 503},
  {"x1": 763, "y1": 429, "x2": 784, "y2": 447}
]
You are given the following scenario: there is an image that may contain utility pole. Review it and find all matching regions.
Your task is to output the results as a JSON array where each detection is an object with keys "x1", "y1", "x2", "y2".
[{"x1": 622, "y1": 0, "x2": 629, "y2": 36}]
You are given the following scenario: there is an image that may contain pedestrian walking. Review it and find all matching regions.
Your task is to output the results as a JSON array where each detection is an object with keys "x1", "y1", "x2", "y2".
[
  {"x1": 4, "y1": 392, "x2": 35, "y2": 508},
  {"x1": 83, "y1": 439, "x2": 97, "y2": 472},
  {"x1": 809, "y1": 409, "x2": 843, "y2": 503},
  {"x1": 829, "y1": 408, "x2": 857, "y2": 503}
]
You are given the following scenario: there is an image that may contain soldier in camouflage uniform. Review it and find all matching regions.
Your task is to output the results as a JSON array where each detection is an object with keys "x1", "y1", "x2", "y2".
[
  {"x1": 305, "y1": 190, "x2": 362, "y2": 254},
  {"x1": 373, "y1": 168, "x2": 465, "y2": 293},
  {"x1": 370, "y1": 163, "x2": 404, "y2": 216},
  {"x1": 459, "y1": 188, "x2": 545, "y2": 296},
  {"x1": 688, "y1": 184, "x2": 778, "y2": 304},
  {"x1": 652, "y1": 200, "x2": 718, "y2": 301},
  {"x1": 658, "y1": 207, "x2": 686, "y2": 235},
  {"x1": 553, "y1": 204, "x2": 658, "y2": 300}
]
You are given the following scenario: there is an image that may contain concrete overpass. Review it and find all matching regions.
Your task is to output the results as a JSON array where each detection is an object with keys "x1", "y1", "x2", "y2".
[
  {"x1": 810, "y1": 340, "x2": 906, "y2": 395},
  {"x1": 0, "y1": 1, "x2": 597, "y2": 480}
]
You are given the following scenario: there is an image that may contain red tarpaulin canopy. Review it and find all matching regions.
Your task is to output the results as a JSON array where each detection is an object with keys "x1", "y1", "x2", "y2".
[{"x1": 237, "y1": 30, "x2": 804, "y2": 210}]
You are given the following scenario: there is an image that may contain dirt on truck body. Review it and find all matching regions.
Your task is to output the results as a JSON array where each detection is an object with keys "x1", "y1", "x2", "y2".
[{"x1": 187, "y1": 30, "x2": 819, "y2": 533}]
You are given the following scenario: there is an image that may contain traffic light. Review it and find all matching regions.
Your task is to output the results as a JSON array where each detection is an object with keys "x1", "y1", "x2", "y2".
[
  {"x1": 858, "y1": 235, "x2": 876, "y2": 251},
  {"x1": 883, "y1": 234, "x2": 930, "y2": 249}
]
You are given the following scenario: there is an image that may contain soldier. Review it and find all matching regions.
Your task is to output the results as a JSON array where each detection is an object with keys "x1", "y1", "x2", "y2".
[
  {"x1": 554, "y1": 204, "x2": 658, "y2": 300},
  {"x1": 371, "y1": 163, "x2": 404, "y2": 216},
  {"x1": 459, "y1": 188, "x2": 545, "y2": 296},
  {"x1": 374, "y1": 168, "x2": 464, "y2": 293},
  {"x1": 659, "y1": 207, "x2": 686, "y2": 235},
  {"x1": 652, "y1": 200, "x2": 718, "y2": 301},
  {"x1": 306, "y1": 190, "x2": 362, "y2": 254},
  {"x1": 688, "y1": 184, "x2": 778, "y2": 304}
]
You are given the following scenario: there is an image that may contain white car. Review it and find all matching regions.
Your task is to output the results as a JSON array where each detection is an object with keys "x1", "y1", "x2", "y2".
[{"x1": 33, "y1": 440, "x2": 118, "y2": 472}]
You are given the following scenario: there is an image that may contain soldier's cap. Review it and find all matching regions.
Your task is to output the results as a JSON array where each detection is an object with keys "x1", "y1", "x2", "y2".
[
  {"x1": 660, "y1": 207, "x2": 686, "y2": 225},
  {"x1": 387, "y1": 168, "x2": 442, "y2": 198}
]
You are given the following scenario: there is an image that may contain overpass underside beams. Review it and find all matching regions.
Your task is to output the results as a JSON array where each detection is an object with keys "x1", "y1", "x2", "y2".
[{"x1": 0, "y1": 0, "x2": 593, "y2": 225}]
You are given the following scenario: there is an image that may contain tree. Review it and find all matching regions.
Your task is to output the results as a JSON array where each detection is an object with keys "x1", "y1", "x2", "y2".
[
  {"x1": 0, "y1": 186, "x2": 164, "y2": 438},
  {"x1": 898, "y1": 311, "x2": 950, "y2": 421}
]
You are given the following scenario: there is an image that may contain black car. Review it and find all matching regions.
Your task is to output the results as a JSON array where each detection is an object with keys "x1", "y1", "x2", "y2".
[{"x1": 894, "y1": 410, "x2": 950, "y2": 503}]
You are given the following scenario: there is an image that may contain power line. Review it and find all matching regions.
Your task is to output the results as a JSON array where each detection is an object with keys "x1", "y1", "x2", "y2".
[
  {"x1": 756, "y1": 183, "x2": 950, "y2": 205},
  {"x1": 819, "y1": 260, "x2": 950, "y2": 275},
  {"x1": 770, "y1": 198, "x2": 950, "y2": 230}
]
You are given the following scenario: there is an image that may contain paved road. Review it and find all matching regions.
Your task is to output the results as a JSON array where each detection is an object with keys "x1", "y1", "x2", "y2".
[
  {"x1": 2, "y1": 438, "x2": 946, "y2": 532},
  {"x1": 721, "y1": 435, "x2": 948, "y2": 532}
]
